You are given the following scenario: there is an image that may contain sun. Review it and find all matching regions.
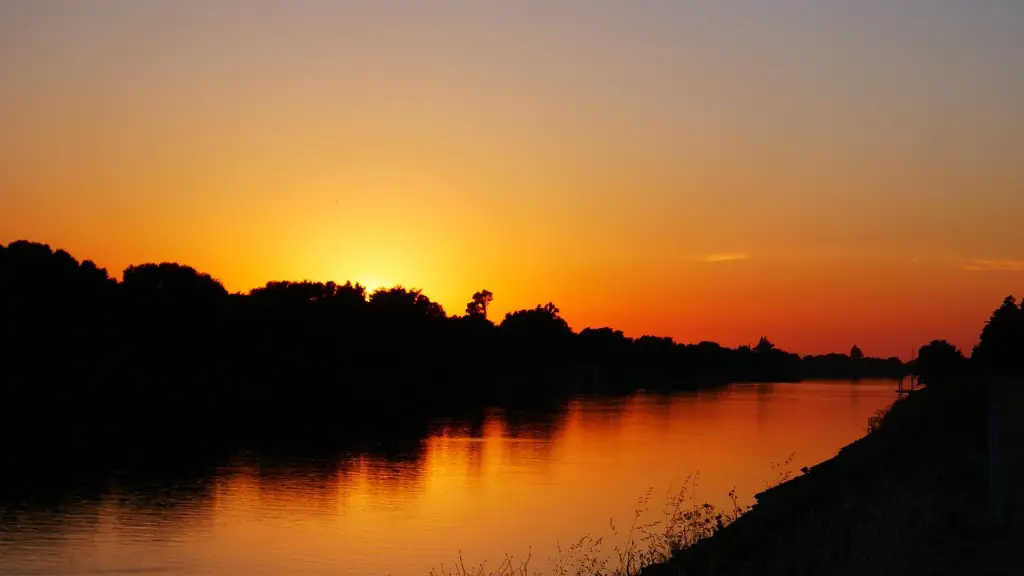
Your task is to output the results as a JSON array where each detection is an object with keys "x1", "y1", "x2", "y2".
[{"x1": 350, "y1": 276, "x2": 391, "y2": 294}]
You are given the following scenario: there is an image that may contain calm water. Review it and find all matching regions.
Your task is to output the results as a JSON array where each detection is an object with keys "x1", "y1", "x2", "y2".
[{"x1": 0, "y1": 380, "x2": 896, "y2": 575}]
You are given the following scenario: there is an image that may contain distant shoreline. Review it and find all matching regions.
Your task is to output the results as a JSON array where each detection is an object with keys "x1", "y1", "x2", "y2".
[{"x1": 1, "y1": 239, "x2": 903, "y2": 483}]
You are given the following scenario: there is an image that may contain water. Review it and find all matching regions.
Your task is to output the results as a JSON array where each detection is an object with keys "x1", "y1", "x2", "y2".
[{"x1": 0, "y1": 379, "x2": 896, "y2": 575}]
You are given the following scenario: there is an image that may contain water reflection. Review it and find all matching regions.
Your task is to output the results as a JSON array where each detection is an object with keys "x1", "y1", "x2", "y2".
[{"x1": 0, "y1": 380, "x2": 896, "y2": 576}]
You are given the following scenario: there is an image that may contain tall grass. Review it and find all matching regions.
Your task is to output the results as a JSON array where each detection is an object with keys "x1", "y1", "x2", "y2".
[
  {"x1": 430, "y1": 459, "x2": 798, "y2": 576},
  {"x1": 429, "y1": 551, "x2": 536, "y2": 576},
  {"x1": 432, "y1": 397, "x2": 906, "y2": 576},
  {"x1": 866, "y1": 406, "x2": 891, "y2": 433}
]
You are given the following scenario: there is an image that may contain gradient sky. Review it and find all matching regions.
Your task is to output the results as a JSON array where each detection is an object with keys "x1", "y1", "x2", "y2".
[{"x1": 2, "y1": 1, "x2": 1022, "y2": 357}]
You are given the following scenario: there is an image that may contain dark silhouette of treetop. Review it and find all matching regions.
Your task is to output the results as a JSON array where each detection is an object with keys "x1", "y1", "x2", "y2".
[
  {"x1": 0, "y1": 240, "x2": 114, "y2": 299},
  {"x1": 465, "y1": 289, "x2": 494, "y2": 319},
  {"x1": 250, "y1": 280, "x2": 367, "y2": 306},
  {"x1": 369, "y1": 286, "x2": 446, "y2": 320},
  {"x1": 755, "y1": 337, "x2": 776, "y2": 354},
  {"x1": 972, "y1": 294, "x2": 1023, "y2": 377},
  {"x1": 122, "y1": 263, "x2": 227, "y2": 301},
  {"x1": 500, "y1": 302, "x2": 572, "y2": 338},
  {"x1": 914, "y1": 339, "x2": 966, "y2": 386}
]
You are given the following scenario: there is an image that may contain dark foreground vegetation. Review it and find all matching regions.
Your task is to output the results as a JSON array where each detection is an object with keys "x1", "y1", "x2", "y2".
[
  {"x1": 431, "y1": 295, "x2": 1024, "y2": 575},
  {"x1": 638, "y1": 382, "x2": 988, "y2": 576},
  {"x1": 0, "y1": 240, "x2": 905, "y2": 461},
  {"x1": 641, "y1": 296, "x2": 1024, "y2": 575},
  {"x1": 653, "y1": 298, "x2": 1024, "y2": 575}
]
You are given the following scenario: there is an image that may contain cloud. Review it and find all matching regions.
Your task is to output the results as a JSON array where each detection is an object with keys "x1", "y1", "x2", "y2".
[
  {"x1": 962, "y1": 259, "x2": 1024, "y2": 272},
  {"x1": 702, "y1": 253, "x2": 749, "y2": 263}
]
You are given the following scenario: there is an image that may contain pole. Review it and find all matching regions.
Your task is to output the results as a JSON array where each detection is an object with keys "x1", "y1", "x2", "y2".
[{"x1": 911, "y1": 348, "x2": 916, "y2": 390}]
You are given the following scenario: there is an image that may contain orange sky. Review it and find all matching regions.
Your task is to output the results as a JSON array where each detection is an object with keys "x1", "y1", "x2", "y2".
[{"x1": 1, "y1": 1, "x2": 1022, "y2": 358}]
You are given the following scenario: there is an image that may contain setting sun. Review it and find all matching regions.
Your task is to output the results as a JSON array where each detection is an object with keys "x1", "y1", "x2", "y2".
[{"x1": 353, "y1": 277, "x2": 393, "y2": 295}]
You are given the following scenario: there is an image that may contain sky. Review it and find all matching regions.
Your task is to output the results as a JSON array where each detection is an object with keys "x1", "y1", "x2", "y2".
[{"x1": 1, "y1": 0, "x2": 1022, "y2": 358}]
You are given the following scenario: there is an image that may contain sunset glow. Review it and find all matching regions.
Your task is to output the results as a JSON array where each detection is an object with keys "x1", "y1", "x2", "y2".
[{"x1": 2, "y1": 1, "x2": 1022, "y2": 357}]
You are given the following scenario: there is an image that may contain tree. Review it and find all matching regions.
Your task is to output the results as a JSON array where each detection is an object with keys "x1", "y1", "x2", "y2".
[
  {"x1": 972, "y1": 295, "x2": 1024, "y2": 377},
  {"x1": 465, "y1": 289, "x2": 494, "y2": 319},
  {"x1": 333, "y1": 281, "x2": 369, "y2": 308},
  {"x1": 500, "y1": 302, "x2": 572, "y2": 339},
  {"x1": 578, "y1": 327, "x2": 632, "y2": 365},
  {"x1": 850, "y1": 345, "x2": 864, "y2": 361},
  {"x1": 0, "y1": 240, "x2": 114, "y2": 300},
  {"x1": 249, "y1": 280, "x2": 367, "y2": 307},
  {"x1": 369, "y1": 286, "x2": 446, "y2": 321},
  {"x1": 914, "y1": 339, "x2": 966, "y2": 387},
  {"x1": 755, "y1": 337, "x2": 776, "y2": 354},
  {"x1": 121, "y1": 262, "x2": 227, "y2": 301}
]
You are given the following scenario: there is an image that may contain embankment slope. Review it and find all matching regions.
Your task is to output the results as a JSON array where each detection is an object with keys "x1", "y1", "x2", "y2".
[{"x1": 643, "y1": 383, "x2": 992, "y2": 576}]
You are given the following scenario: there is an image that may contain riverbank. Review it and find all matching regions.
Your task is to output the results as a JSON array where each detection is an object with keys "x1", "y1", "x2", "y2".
[{"x1": 641, "y1": 382, "x2": 997, "y2": 576}]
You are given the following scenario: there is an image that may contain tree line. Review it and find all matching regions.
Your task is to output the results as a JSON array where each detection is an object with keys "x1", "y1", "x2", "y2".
[
  {"x1": 1, "y1": 240, "x2": 905, "y2": 453},
  {"x1": 914, "y1": 295, "x2": 1024, "y2": 387}
]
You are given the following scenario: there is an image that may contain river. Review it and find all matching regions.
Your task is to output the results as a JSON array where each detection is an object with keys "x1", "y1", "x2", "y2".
[{"x1": 0, "y1": 379, "x2": 896, "y2": 575}]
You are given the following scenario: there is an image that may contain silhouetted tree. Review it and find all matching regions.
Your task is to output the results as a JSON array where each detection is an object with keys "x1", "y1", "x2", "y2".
[
  {"x1": 801, "y1": 352, "x2": 901, "y2": 379},
  {"x1": 846, "y1": 345, "x2": 865, "y2": 380},
  {"x1": 465, "y1": 289, "x2": 494, "y2": 319},
  {"x1": 499, "y1": 303, "x2": 573, "y2": 375},
  {"x1": 0, "y1": 241, "x2": 114, "y2": 301},
  {"x1": 122, "y1": 263, "x2": 227, "y2": 301},
  {"x1": 0, "y1": 241, "x2": 123, "y2": 443},
  {"x1": 249, "y1": 280, "x2": 367, "y2": 310},
  {"x1": 633, "y1": 335, "x2": 680, "y2": 378},
  {"x1": 577, "y1": 327, "x2": 630, "y2": 349},
  {"x1": 972, "y1": 295, "x2": 1024, "y2": 378},
  {"x1": 500, "y1": 303, "x2": 571, "y2": 337},
  {"x1": 744, "y1": 337, "x2": 801, "y2": 382},
  {"x1": 577, "y1": 327, "x2": 631, "y2": 361},
  {"x1": 369, "y1": 286, "x2": 446, "y2": 320},
  {"x1": 914, "y1": 340, "x2": 966, "y2": 387}
]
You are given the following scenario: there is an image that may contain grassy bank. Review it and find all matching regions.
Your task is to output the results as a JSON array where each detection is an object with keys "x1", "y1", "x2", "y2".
[
  {"x1": 640, "y1": 382, "x2": 989, "y2": 575},
  {"x1": 432, "y1": 382, "x2": 992, "y2": 576}
]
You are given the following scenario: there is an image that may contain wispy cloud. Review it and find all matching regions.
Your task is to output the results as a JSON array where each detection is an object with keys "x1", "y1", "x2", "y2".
[
  {"x1": 962, "y1": 259, "x2": 1024, "y2": 272},
  {"x1": 702, "y1": 253, "x2": 749, "y2": 263}
]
